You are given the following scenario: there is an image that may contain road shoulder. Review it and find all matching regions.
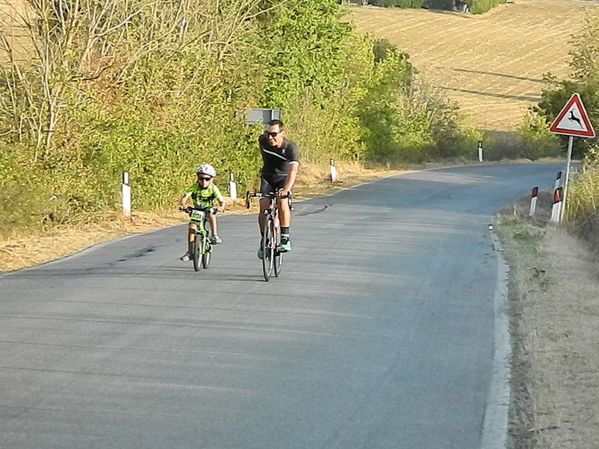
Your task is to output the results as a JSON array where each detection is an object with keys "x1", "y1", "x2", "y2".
[{"x1": 495, "y1": 197, "x2": 599, "y2": 449}]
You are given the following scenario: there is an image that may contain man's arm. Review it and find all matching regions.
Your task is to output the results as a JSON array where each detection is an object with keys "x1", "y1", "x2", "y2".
[{"x1": 281, "y1": 163, "x2": 299, "y2": 197}]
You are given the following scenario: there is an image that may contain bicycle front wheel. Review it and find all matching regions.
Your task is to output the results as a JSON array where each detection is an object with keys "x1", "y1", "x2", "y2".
[
  {"x1": 202, "y1": 237, "x2": 211, "y2": 269},
  {"x1": 262, "y1": 220, "x2": 274, "y2": 281},
  {"x1": 192, "y1": 236, "x2": 201, "y2": 272}
]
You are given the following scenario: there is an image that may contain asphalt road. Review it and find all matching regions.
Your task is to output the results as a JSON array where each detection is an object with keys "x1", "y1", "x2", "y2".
[{"x1": 0, "y1": 164, "x2": 564, "y2": 449}]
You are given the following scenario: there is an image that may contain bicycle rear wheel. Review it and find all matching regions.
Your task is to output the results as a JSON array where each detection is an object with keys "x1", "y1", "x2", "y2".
[
  {"x1": 262, "y1": 220, "x2": 274, "y2": 281},
  {"x1": 192, "y1": 236, "x2": 201, "y2": 271},
  {"x1": 202, "y1": 237, "x2": 211, "y2": 269}
]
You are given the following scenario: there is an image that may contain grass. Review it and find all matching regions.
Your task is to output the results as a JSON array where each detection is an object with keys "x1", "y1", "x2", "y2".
[{"x1": 494, "y1": 188, "x2": 599, "y2": 449}]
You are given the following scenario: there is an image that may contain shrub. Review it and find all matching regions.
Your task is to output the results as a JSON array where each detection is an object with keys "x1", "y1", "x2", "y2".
[
  {"x1": 566, "y1": 158, "x2": 599, "y2": 224},
  {"x1": 517, "y1": 113, "x2": 562, "y2": 160},
  {"x1": 0, "y1": 0, "x2": 484, "y2": 233}
]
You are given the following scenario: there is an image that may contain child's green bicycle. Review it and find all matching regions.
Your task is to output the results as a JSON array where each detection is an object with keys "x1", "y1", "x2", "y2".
[{"x1": 181, "y1": 206, "x2": 216, "y2": 271}]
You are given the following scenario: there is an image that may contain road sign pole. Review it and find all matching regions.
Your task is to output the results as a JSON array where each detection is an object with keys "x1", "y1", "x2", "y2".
[{"x1": 560, "y1": 136, "x2": 574, "y2": 223}]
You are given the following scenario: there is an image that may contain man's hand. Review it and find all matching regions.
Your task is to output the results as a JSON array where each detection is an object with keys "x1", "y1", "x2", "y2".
[{"x1": 279, "y1": 189, "x2": 290, "y2": 198}]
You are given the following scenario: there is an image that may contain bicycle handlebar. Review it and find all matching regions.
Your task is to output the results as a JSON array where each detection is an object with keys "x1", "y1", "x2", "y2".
[
  {"x1": 245, "y1": 191, "x2": 291, "y2": 209},
  {"x1": 180, "y1": 206, "x2": 218, "y2": 215}
]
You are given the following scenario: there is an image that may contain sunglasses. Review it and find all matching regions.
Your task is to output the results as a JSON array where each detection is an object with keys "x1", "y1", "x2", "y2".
[
  {"x1": 198, "y1": 176, "x2": 211, "y2": 181},
  {"x1": 265, "y1": 131, "x2": 281, "y2": 138}
]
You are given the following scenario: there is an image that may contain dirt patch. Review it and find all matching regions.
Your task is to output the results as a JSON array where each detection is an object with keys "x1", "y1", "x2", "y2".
[{"x1": 495, "y1": 192, "x2": 599, "y2": 449}]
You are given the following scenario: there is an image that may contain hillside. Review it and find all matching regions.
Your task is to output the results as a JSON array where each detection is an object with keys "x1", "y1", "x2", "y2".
[
  {"x1": 0, "y1": 0, "x2": 32, "y2": 64},
  {"x1": 348, "y1": 0, "x2": 599, "y2": 132}
]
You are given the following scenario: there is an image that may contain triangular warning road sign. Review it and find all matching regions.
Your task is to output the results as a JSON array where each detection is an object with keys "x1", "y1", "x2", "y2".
[{"x1": 549, "y1": 93, "x2": 595, "y2": 138}]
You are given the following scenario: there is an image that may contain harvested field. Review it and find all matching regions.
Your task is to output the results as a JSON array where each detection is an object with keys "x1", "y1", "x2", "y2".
[
  {"x1": 348, "y1": 0, "x2": 599, "y2": 132},
  {"x1": 0, "y1": 0, "x2": 34, "y2": 63}
]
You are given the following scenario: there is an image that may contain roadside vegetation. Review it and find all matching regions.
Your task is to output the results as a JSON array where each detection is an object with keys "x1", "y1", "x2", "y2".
[
  {"x1": 0, "y1": 0, "x2": 478, "y2": 238},
  {"x1": 495, "y1": 201, "x2": 599, "y2": 449},
  {"x1": 493, "y1": 10, "x2": 599, "y2": 449},
  {"x1": 518, "y1": 12, "x2": 599, "y2": 247}
]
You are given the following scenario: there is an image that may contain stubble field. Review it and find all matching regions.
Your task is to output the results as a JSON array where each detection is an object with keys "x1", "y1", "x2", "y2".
[{"x1": 349, "y1": 0, "x2": 599, "y2": 132}]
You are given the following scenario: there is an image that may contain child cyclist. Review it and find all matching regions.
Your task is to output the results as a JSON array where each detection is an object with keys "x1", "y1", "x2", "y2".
[{"x1": 179, "y1": 164, "x2": 225, "y2": 262}]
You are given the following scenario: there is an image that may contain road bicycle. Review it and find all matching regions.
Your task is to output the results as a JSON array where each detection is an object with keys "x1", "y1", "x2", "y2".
[
  {"x1": 246, "y1": 190, "x2": 290, "y2": 281},
  {"x1": 180, "y1": 206, "x2": 217, "y2": 271}
]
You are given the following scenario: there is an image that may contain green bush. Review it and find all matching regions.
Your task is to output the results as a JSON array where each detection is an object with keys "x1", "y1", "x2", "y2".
[
  {"x1": 0, "y1": 0, "x2": 484, "y2": 233},
  {"x1": 516, "y1": 113, "x2": 561, "y2": 160},
  {"x1": 567, "y1": 159, "x2": 599, "y2": 224}
]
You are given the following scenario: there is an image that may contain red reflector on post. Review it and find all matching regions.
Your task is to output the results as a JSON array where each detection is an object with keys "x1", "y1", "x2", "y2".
[{"x1": 553, "y1": 187, "x2": 563, "y2": 204}]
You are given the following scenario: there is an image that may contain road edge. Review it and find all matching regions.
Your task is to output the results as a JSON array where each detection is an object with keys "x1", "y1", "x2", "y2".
[{"x1": 480, "y1": 230, "x2": 512, "y2": 449}]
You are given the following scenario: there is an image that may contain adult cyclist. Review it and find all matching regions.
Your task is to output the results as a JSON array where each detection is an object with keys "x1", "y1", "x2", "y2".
[{"x1": 257, "y1": 119, "x2": 299, "y2": 258}]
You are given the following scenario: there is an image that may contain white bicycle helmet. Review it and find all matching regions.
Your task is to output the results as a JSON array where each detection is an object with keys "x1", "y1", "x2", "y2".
[{"x1": 195, "y1": 164, "x2": 217, "y2": 177}]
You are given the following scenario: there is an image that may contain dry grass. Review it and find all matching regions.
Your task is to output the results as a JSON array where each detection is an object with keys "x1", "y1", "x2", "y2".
[
  {"x1": 348, "y1": 0, "x2": 599, "y2": 132},
  {"x1": 496, "y1": 194, "x2": 599, "y2": 449}
]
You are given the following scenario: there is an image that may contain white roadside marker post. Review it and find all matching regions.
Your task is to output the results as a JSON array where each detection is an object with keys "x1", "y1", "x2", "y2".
[
  {"x1": 229, "y1": 173, "x2": 237, "y2": 201},
  {"x1": 550, "y1": 187, "x2": 562, "y2": 223},
  {"x1": 121, "y1": 171, "x2": 131, "y2": 217},
  {"x1": 554, "y1": 170, "x2": 562, "y2": 189},
  {"x1": 329, "y1": 158, "x2": 337, "y2": 183},
  {"x1": 477, "y1": 141, "x2": 483, "y2": 163},
  {"x1": 529, "y1": 187, "x2": 538, "y2": 217}
]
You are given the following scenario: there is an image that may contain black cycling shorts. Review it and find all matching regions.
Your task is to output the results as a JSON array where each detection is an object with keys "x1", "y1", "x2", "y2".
[{"x1": 260, "y1": 174, "x2": 288, "y2": 196}]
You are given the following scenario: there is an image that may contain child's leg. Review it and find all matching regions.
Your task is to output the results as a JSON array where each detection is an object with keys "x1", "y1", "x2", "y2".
[
  {"x1": 208, "y1": 214, "x2": 218, "y2": 236},
  {"x1": 188, "y1": 223, "x2": 196, "y2": 253}
]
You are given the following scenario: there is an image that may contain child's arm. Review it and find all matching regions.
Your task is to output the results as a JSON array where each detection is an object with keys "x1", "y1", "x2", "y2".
[
  {"x1": 179, "y1": 193, "x2": 191, "y2": 209},
  {"x1": 212, "y1": 185, "x2": 225, "y2": 212}
]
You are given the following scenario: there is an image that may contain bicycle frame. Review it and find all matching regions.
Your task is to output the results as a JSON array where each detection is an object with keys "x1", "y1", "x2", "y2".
[
  {"x1": 185, "y1": 207, "x2": 215, "y2": 271},
  {"x1": 246, "y1": 191, "x2": 289, "y2": 281}
]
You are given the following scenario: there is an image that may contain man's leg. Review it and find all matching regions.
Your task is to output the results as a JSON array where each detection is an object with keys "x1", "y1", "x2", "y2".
[
  {"x1": 279, "y1": 197, "x2": 291, "y2": 228},
  {"x1": 278, "y1": 198, "x2": 292, "y2": 251},
  {"x1": 258, "y1": 177, "x2": 273, "y2": 237},
  {"x1": 258, "y1": 198, "x2": 269, "y2": 234},
  {"x1": 256, "y1": 198, "x2": 269, "y2": 259}
]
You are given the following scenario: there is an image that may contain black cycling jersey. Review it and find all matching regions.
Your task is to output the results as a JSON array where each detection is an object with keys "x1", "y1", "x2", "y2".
[{"x1": 258, "y1": 134, "x2": 300, "y2": 177}]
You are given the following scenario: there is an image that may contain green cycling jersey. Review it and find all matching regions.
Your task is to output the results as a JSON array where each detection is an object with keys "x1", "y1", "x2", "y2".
[{"x1": 184, "y1": 183, "x2": 224, "y2": 208}]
